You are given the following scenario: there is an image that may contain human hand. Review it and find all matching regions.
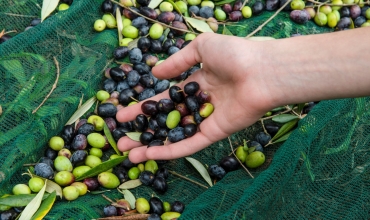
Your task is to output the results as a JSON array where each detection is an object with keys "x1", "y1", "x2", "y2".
[{"x1": 116, "y1": 33, "x2": 276, "y2": 163}]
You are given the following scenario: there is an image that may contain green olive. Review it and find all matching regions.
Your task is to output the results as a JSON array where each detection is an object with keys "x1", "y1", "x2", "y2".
[
  {"x1": 166, "y1": 110, "x2": 181, "y2": 129},
  {"x1": 215, "y1": 7, "x2": 227, "y2": 21},
  {"x1": 96, "y1": 90, "x2": 110, "y2": 101},
  {"x1": 245, "y1": 151, "x2": 265, "y2": 168},
  {"x1": 122, "y1": 25, "x2": 139, "y2": 39},
  {"x1": 54, "y1": 171, "x2": 75, "y2": 186},
  {"x1": 138, "y1": 163, "x2": 145, "y2": 172},
  {"x1": 159, "y1": 2, "x2": 174, "y2": 12},
  {"x1": 187, "y1": 0, "x2": 201, "y2": 5},
  {"x1": 63, "y1": 186, "x2": 79, "y2": 201},
  {"x1": 54, "y1": 155, "x2": 73, "y2": 172},
  {"x1": 290, "y1": 0, "x2": 305, "y2": 10},
  {"x1": 87, "y1": 133, "x2": 106, "y2": 149},
  {"x1": 149, "y1": 23, "x2": 164, "y2": 40},
  {"x1": 135, "y1": 198, "x2": 150, "y2": 214},
  {"x1": 49, "y1": 136, "x2": 64, "y2": 151},
  {"x1": 12, "y1": 184, "x2": 31, "y2": 195},
  {"x1": 120, "y1": 38, "x2": 134, "y2": 46},
  {"x1": 73, "y1": 165, "x2": 91, "y2": 179},
  {"x1": 58, "y1": 3, "x2": 69, "y2": 11},
  {"x1": 144, "y1": 159, "x2": 158, "y2": 174},
  {"x1": 319, "y1": 5, "x2": 332, "y2": 15},
  {"x1": 314, "y1": 12, "x2": 328, "y2": 26},
  {"x1": 199, "y1": 103, "x2": 214, "y2": 118},
  {"x1": 175, "y1": 1, "x2": 188, "y2": 14},
  {"x1": 102, "y1": 13, "x2": 117, "y2": 29},
  {"x1": 331, "y1": 0, "x2": 343, "y2": 10},
  {"x1": 89, "y1": 148, "x2": 103, "y2": 158},
  {"x1": 163, "y1": 201, "x2": 171, "y2": 212},
  {"x1": 235, "y1": 146, "x2": 248, "y2": 163},
  {"x1": 98, "y1": 172, "x2": 120, "y2": 189},
  {"x1": 28, "y1": 177, "x2": 45, "y2": 193},
  {"x1": 122, "y1": 18, "x2": 132, "y2": 27},
  {"x1": 327, "y1": 12, "x2": 338, "y2": 28},
  {"x1": 94, "y1": 19, "x2": 106, "y2": 32},
  {"x1": 128, "y1": 167, "x2": 141, "y2": 180},
  {"x1": 185, "y1": 33, "x2": 197, "y2": 41},
  {"x1": 201, "y1": 0, "x2": 215, "y2": 8},
  {"x1": 85, "y1": 155, "x2": 102, "y2": 168},
  {"x1": 242, "y1": 6, "x2": 253, "y2": 18},
  {"x1": 70, "y1": 182, "x2": 88, "y2": 196}
]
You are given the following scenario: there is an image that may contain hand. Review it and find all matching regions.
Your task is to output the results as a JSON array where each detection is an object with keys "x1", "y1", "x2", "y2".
[{"x1": 116, "y1": 33, "x2": 275, "y2": 163}]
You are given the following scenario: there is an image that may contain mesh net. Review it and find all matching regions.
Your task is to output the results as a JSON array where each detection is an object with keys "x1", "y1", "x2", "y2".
[{"x1": 1, "y1": 0, "x2": 369, "y2": 219}]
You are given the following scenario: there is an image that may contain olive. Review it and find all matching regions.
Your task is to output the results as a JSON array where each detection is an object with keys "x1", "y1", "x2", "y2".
[
  {"x1": 156, "y1": 167, "x2": 169, "y2": 179},
  {"x1": 181, "y1": 115, "x2": 196, "y2": 126},
  {"x1": 171, "y1": 21, "x2": 188, "y2": 36},
  {"x1": 149, "y1": 117, "x2": 160, "y2": 131},
  {"x1": 113, "y1": 166, "x2": 129, "y2": 183},
  {"x1": 112, "y1": 127, "x2": 129, "y2": 142},
  {"x1": 0, "y1": 209, "x2": 18, "y2": 220},
  {"x1": 39, "y1": 157, "x2": 54, "y2": 169},
  {"x1": 169, "y1": 86, "x2": 185, "y2": 103},
  {"x1": 252, "y1": 1, "x2": 265, "y2": 15},
  {"x1": 73, "y1": 166, "x2": 91, "y2": 179},
  {"x1": 58, "y1": 148, "x2": 72, "y2": 159},
  {"x1": 168, "y1": 127, "x2": 185, "y2": 143},
  {"x1": 71, "y1": 134, "x2": 87, "y2": 150},
  {"x1": 119, "y1": 88, "x2": 137, "y2": 106},
  {"x1": 63, "y1": 186, "x2": 79, "y2": 201},
  {"x1": 76, "y1": 123, "x2": 95, "y2": 136},
  {"x1": 199, "y1": 103, "x2": 214, "y2": 118},
  {"x1": 139, "y1": 74, "x2": 155, "y2": 88},
  {"x1": 128, "y1": 167, "x2": 141, "y2": 180},
  {"x1": 145, "y1": 160, "x2": 158, "y2": 174},
  {"x1": 154, "y1": 80, "x2": 170, "y2": 93},
  {"x1": 98, "y1": 172, "x2": 120, "y2": 188},
  {"x1": 245, "y1": 151, "x2": 265, "y2": 168},
  {"x1": 136, "y1": 198, "x2": 150, "y2": 214},
  {"x1": 104, "y1": 205, "x2": 118, "y2": 217},
  {"x1": 140, "y1": 131, "x2": 154, "y2": 145},
  {"x1": 222, "y1": 4, "x2": 233, "y2": 13},
  {"x1": 103, "y1": 78, "x2": 117, "y2": 93},
  {"x1": 137, "y1": 0, "x2": 150, "y2": 6},
  {"x1": 139, "y1": 170, "x2": 155, "y2": 185},
  {"x1": 265, "y1": 124, "x2": 280, "y2": 136},
  {"x1": 152, "y1": 176, "x2": 168, "y2": 193},
  {"x1": 249, "y1": 140, "x2": 264, "y2": 152},
  {"x1": 133, "y1": 114, "x2": 149, "y2": 132},
  {"x1": 97, "y1": 103, "x2": 117, "y2": 118},
  {"x1": 122, "y1": 157, "x2": 136, "y2": 169},
  {"x1": 290, "y1": 10, "x2": 310, "y2": 24},
  {"x1": 138, "y1": 37, "x2": 151, "y2": 53},
  {"x1": 44, "y1": 147, "x2": 58, "y2": 160},
  {"x1": 197, "y1": 91, "x2": 211, "y2": 104},
  {"x1": 104, "y1": 117, "x2": 117, "y2": 132},
  {"x1": 184, "y1": 124, "x2": 197, "y2": 137},
  {"x1": 54, "y1": 156, "x2": 73, "y2": 172},
  {"x1": 149, "y1": 197, "x2": 164, "y2": 215},
  {"x1": 219, "y1": 156, "x2": 239, "y2": 172},
  {"x1": 154, "y1": 128, "x2": 168, "y2": 141},
  {"x1": 148, "y1": 213, "x2": 161, "y2": 220},
  {"x1": 149, "y1": 23, "x2": 164, "y2": 40},
  {"x1": 185, "y1": 96, "x2": 199, "y2": 112},
  {"x1": 208, "y1": 164, "x2": 226, "y2": 180},
  {"x1": 140, "y1": 7, "x2": 158, "y2": 19},
  {"x1": 60, "y1": 125, "x2": 75, "y2": 145},
  {"x1": 129, "y1": 48, "x2": 143, "y2": 64},
  {"x1": 101, "y1": 0, "x2": 114, "y2": 13},
  {"x1": 199, "y1": 6, "x2": 214, "y2": 18},
  {"x1": 35, "y1": 163, "x2": 54, "y2": 179},
  {"x1": 132, "y1": 17, "x2": 148, "y2": 28},
  {"x1": 54, "y1": 171, "x2": 75, "y2": 186},
  {"x1": 70, "y1": 182, "x2": 88, "y2": 196},
  {"x1": 113, "y1": 46, "x2": 129, "y2": 60},
  {"x1": 175, "y1": 103, "x2": 190, "y2": 117},
  {"x1": 49, "y1": 136, "x2": 64, "y2": 151},
  {"x1": 166, "y1": 110, "x2": 181, "y2": 129},
  {"x1": 148, "y1": 139, "x2": 165, "y2": 147},
  {"x1": 171, "y1": 201, "x2": 185, "y2": 213},
  {"x1": 158, "y1": 12, "x2": 176, "y2": 24},
  {"x1": 255, "y1": 132, "x2": 271, "y2": 146},
  {"x1": 150, "y1": 39, "x2": 163, "y2": 53},
  {"x1": 83, "y1": 177, "x2": 100, "y2": 191}
]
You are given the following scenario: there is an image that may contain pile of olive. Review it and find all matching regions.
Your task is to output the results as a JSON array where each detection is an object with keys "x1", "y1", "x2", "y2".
[{"x1": 103, "y1": 196, "x2": 184, "y2": 219}]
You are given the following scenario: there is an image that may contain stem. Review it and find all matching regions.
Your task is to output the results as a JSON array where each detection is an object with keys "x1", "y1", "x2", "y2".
[
  {"x1": 227, "y1": 137, "x2": 254, "y2": 179},
  {"x1": 101, "y1": 194, "x2": 115, "y2": 203},
  {"x1": 241, "y1": 0, "x2": 249, "y2": 10},
  {"x1": 23, "y1": 163, "x2": 37, "y2": 166},
  {"x1": 306, "y1": 0, "x2": 370, "y2": 7},
  {"x1": 32, "y1": 57, "x2": 60, "y2": 114},
  {"x1": 245, "y1": 0, "x2": 292, "y2": 38},
  {"x1": 168, "y1": 170, "x2": 209, "y2": 189},
  {"x1": 259, "y1": 109, "x2": 291, "y2": 121},
  {"x1": 111, "y1": 0, "x2": 197, "y2": 34}
]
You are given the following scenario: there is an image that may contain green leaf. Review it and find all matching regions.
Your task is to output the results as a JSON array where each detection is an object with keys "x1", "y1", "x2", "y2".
[
  {"x1": 0, "y1": 60, "x2": 26, "y2": 84},
  {"x1": 119, "y1": 189, "x2": 136, "y2": 209},
  {"x1": 222, "y1": 25, "x2": 233, "y2": 36},
  {"x1": 296, "y1": 103, "x2": 306, "y2": 115},
  {"x1": 148, "y1": 0, "x2": 163, "y2": 8},
  {"x1": 185, "y1": 157, "x2": 213, "y2": 187},
  {"x1": 75, "y1": 156, "x2": 127, "y2": 181},
  {"x1": 215, "y1": 0, "x2": 236, "y2": 5},
  {"x1": 116, "y1": 7, "x2": 123, "y2": 43},
  {"x1": 65, "y1": 96, "x2": 97, "y2": 125},
  {"x1": 248, "y1": 146, "x2": 256, "y2": 154},
  {"x1": 271, "y1": 119, "x2": 299, "y2": 142},
  {"x1": 41, "y1": 0, "x2": 60, "y2": 22},
  {"x1": 19, "y1": 180, "x2": 47, "y2": 220},
  {"x1": 272, "y1": 114, "x2": 299, "y2": 123},
  {"x1": 184, "y1": 17, "x2": 214, "y2": 33},
  {"x1": 126, "y1": 132, "x2": 142, "y2": 142},
  {"x1": 104, "y1": 123, "x2": 121, "y2": 156},
  {"x1": 0, "y1": 194, "x2": 49, "y2": 207},
  {"x1": 271, "y1": 106, "x2": 286, "y2": 112},
  {"x1": 119, "y1": 179, "x2": 142, "y2": 190},
  {"x1": 272, "y1": 130, "x2": 292, "y2": 144},
  {"x1": 31, "y1": 191, "x2": 56, "y2": 220},
  {"x1": 128, "y1": 38, "x2": 139, "y2": 50},
  {"x1": 89, "y1": 190, "x2": 111, "y2": 195}
]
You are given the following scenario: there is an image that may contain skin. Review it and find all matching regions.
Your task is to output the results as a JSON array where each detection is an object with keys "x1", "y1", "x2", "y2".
[{"x1": 117, "y1": 27, "x2": 370, "y2": 163}]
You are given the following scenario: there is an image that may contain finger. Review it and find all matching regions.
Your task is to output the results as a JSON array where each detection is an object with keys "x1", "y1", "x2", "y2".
[
  {"x1": 128, "y1": 132, "x2": 214, "y2": 163},
  {"x1": 117, "y1": 136, "x2": 143, "y2": 152},
  {"x1": 152, "y1": 34, "x2": 204, "y2": 79}
]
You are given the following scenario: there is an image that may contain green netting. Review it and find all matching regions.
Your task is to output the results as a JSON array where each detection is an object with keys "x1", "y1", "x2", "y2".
[{"x1": 1, "y1": 0, "x2": 369, "y2": 219}]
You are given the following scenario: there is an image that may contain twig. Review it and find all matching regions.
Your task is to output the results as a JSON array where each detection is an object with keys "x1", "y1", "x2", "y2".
[
  {"x1": 241, "y1": 0, "x2": 249, "y2": 10},
  {"x1": 259, "y1": 109, "x2": 291, "y2": 121},
  {"x1": 245, "y1": 0, "x2": 292, "y2": 38},
  {"x1": 4, "y1": 30, "x2": 17, "y2": 35},
  {"x1": 168, "y1": 170, "x2": 209, "y2": 189},
  {"x1": 111, "y1": 0, "x2": 197, "y2": 34},
  {"x1": 306, "y1": 0, "x2": 370, "y2": 7},
  {"x1": 102, "y1": 194, "x2": 115, "y2": 203},
  {"x1": 3, "y1": 13, "x2": 38, "y2": 18},
  {"x1": 23, "y1": 163, "x2": 37, "y2": 166},
  {"x1": 32, "y1": 57, "x2": 60, "y2": 114},
  {"x1": 228, "y1": 137, "x2": 254, "y2": 179}
]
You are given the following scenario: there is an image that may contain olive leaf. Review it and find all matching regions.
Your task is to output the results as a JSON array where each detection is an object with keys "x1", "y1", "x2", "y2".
[
  {"x1": 118, "y1": 189, "x2": 136, "y2": 209},
  {"x1": 0, "y1": 194, "x2": 49, "y2": 207},
  {"x1": 65, "y1": 96, "x2": 97, "y2": 125},
  {"x1": 185, "y1": 157, "x2": 213, "y2": 187},
  {"x1": 296, "y1": 103, "x2": 306, "y2": 115},
  {"x1": 19, "y1": 180, "x2": 47, "y2": 220},
  {"x1": 128, "y1": 38, "x2": 139, "y2": 50},
  {"x1": 148, "y1": 0, "x2": 163, "y2": 8},
  {"x1": 31, "y1": 191, "x2": 56, "y2": 220},
  {"x1": 116, "y1": 7, "x2": 123, "y2": 43},
  {"x1": 119, "y1": 179, "x2": 143, "y2": 189},
  {"x1": 222, "y1": 25, "x2": 233, "y2": 36},
  {"x1": 215, "y1": 0, "x2": 236, "y2": 5},
  {"x1": 272, "y1": 114, "x2": 299, "y2": 123},
  {"x1": 90, "y1": 190, "x2": 111, "y2": 195},
  {"x1": 271, "y1": 106, "x2": 286, "y2": 112},
  {"x1": 126, "y1": 132, "x2": 142, "y2": 142},
  {"x1": 248, "y1": 146, "x2": 256, "y2": 154},
  {"x1": 184, "y1": 17, "x2": 214, "y2": 33},
  {"x1": 271, "y1": 119, "x2": 299, "y2": 142},
  {"x1": 271, "y1": 130, "x2": 292, "y2": 144},
  {"x1": 104, "y1": 123, "x2": 121, "y2": 156},
  {"x1": 75, "y1": 156, "x2": 127, "y2": 181},
  {"x1": 41, "y1": 0, "x2": 60, "y2": 22}
]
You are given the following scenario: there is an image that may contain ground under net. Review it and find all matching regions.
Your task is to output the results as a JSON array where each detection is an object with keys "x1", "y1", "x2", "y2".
[{"x1": 1, "y1": 0, "x2": 369, "y2": 219}]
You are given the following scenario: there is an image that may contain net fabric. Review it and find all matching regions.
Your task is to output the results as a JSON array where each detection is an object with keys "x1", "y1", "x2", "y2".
[{"x1": 1, "y1": 0, "x2": 369, "y2": 219}]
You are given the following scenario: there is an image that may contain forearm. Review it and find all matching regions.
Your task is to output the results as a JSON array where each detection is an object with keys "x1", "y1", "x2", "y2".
[{"x1": 260, "y1": 27, "x2": 370, "y2": 107}]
